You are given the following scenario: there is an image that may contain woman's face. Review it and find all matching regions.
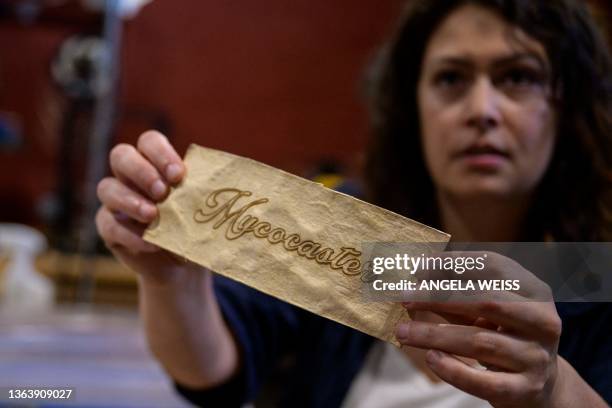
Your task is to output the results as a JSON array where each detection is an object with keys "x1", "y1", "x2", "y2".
[{"x1": 418, "y1": 4, "x2": 556, "y2": 200}]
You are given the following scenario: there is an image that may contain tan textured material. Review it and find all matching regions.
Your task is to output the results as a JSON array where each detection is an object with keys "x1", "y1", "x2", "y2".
[{"x1": 144, "y1": 145, "x2": 450, "y2": 345}]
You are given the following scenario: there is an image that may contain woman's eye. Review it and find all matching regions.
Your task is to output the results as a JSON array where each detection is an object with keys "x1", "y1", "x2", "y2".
[
  {"x1": 434, "y1": 71, "x2": 467, "y2": 88},
  {"x1": 497, "y1": 68, "x2": 545, "y2": 90}
]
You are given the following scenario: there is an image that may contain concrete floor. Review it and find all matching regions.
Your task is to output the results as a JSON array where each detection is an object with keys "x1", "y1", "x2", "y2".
[{"x1": 0, "y1": 306, "x2": 192, "y2": 408}]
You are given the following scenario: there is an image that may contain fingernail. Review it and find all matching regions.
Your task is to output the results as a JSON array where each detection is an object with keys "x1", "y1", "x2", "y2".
[
  {"x1": 396, "y1": 323, "x2": 410, "y2": 340},
  {"x1": 151, "y1": 180, "x2": 166, "y2": 198},
  {"x1": 139, "y1": 203, "x2": 157, "y2": 219},
  {"x1": 166, "y1": 163, "x2": 182, "y2": 182},
  {"x1": 129, "y1": 197, "x2": 141, "y2": 210},
  {"x1": 426, "y1": 350, "x2": 443, "y2": 364}
]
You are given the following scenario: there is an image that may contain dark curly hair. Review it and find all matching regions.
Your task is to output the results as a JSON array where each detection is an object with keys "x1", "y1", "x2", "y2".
[{"x1": 365, "y1": 0, "x2": 612, "y2": 241}]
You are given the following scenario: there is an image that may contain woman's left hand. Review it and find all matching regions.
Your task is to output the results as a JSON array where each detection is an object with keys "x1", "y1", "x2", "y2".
[{"x1": 395, "y1": 252, "x2": 563, "y2": 407}]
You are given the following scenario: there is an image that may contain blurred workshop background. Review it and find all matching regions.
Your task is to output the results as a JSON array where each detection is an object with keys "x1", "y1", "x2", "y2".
[{"x1": 0, "y1": 0, "x2": 610, "y2": 407}]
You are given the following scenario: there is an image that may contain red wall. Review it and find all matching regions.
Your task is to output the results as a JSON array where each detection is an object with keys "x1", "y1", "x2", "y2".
[
  {"x1": 117, "y1": 0, "x2": 404, "y2": 173},
  {"x1": 0, "y1": 1, "x2": 404, "y2": 225}
]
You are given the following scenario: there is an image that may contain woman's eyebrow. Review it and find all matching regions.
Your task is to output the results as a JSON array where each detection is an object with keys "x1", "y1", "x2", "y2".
[
  {"x1": 429, "y1": 52, "x2": 548, "y2": 70},
  {"x1": 492, "y1": 53, "x2": 548, "y2": 70},
  {"x1": 430, "y1": 56, "x2": 474, "y2": 68}
]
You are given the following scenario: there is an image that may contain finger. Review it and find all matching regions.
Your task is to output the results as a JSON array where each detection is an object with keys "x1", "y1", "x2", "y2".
[
  {"x1": 473, "y1": 317, "x2": 499, "y2": 331},
  {"x1": 396, "y1": 321, "x2": 539, "y2": 371},
  {"x1": 109, "y1": 143, "x2": 168, "y2": 201},
  {"x1": 407, "y1": 307, "x2": 497, "y2": 330},
  {"x1": 433, "y1": 311, "x2": 476, "y2": 325},
  {"x1": 403, "y1": 301, "x2": 561, "y2": 342},
  {"x1": 425, "y1": 350, "x2": 530, "y2": 404},
  {"x1": 423, "y1": 308, "x2": 500, "y2": 331},
  {"x1": 403, "y1": 304, "x2": 485, "y2": 327},
  {"x1": 137, "y1": 130, "x2": 185, "y2": 185},
  {"x1": 432, "y1": 312, "x2": 498, "y2": 331},
  {"x1": 96, "y1": 207, "x2": 158, "y2": 254},
  {"x1": 97, "y1": 177, "x2": 158, "y2": 224}
]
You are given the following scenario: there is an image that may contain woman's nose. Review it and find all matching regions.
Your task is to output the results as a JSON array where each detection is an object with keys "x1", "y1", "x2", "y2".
[{"x1": 465, "y1": 77, "x2": 501, "y2": 133}]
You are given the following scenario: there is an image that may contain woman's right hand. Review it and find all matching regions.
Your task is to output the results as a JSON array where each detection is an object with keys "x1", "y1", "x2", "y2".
[
  {"x1": 96, "y1": 130, "x2": 196, "y2": 284},
  {"x1": 97, "y1": 131, "x2": 240, "y2": 387}
]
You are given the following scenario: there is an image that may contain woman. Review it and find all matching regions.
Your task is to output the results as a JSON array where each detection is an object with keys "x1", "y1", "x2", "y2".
[{"x1": 95, "y1": 0, "x2": 612, "y2": 406}]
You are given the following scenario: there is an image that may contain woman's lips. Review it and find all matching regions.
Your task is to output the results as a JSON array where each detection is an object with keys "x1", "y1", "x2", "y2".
[
  {"x1": 461, "y1": 153, "x2": 508, "y2": 169},
  {"x1": 456, "y1": 147, "x2": 510, "y2": 170}
]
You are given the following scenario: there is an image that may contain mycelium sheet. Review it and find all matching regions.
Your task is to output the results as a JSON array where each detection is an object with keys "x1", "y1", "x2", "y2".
[{"x1": 144, "y1": 145, "x2": 450, "y2": 345}]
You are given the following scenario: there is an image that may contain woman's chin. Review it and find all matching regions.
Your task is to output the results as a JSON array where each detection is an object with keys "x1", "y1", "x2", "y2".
[{"x1": 445, "y1": 180, "x2": 518, "y2": 200}]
